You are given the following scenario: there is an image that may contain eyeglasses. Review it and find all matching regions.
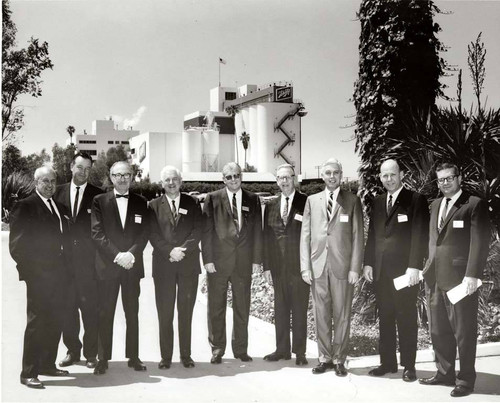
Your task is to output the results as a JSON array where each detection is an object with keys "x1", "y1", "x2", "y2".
[
  {"x1": 277, "y1": 175, "x2": 294, "y2": 182},
  {"x1": 112, "y1": 173, "x2": 131, "y2": 180},
  {"x1": 323, "y1": 170, "x2": 341, "y2": 177},
  {"x1": 224, "y1": 174, "x2": 241, "y2": 181},
  {"x1": 437, "y1": 175, "x2": 457, "y2": 184}
]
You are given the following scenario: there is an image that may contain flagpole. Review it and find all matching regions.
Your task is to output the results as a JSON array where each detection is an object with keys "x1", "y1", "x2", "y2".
[{"x1": 218, "y1": 59, "x2": 221, "y2": 87}]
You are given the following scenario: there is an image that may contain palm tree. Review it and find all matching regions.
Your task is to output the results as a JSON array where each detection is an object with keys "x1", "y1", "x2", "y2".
[
  {"x1": 66, "y1": 125, "x2": 75, "y2": 145},
  {"x1": 239, "y1": 131, "x2": 250, "y2": 170}
]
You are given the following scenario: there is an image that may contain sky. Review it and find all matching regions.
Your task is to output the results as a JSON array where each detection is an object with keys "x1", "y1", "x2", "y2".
[{"x1": 8, "y1": 0, "x2": 500, "y2": 179}]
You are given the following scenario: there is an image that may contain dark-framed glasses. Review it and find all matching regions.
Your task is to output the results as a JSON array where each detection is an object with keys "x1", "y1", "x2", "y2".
[
  {"x1": 112, "y1": 173, "x2": 131, "y2": 180},
  {"x1": 437, "y1": 175, "x2": 457, "y2": 184},
  {"x1": 224, "y1": 174, "x2": 241, "y2": 181}
]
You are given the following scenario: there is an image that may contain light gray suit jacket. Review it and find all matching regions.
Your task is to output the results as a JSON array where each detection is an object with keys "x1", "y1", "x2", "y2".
[{"x1": 300, "y1": 189, "x2": 364, "y2": 280}]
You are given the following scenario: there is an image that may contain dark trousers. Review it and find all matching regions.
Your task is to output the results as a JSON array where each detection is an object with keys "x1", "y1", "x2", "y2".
[
  {"x1": 154, "y1": 271, "x2": 199, "y2": 360},
  {"x1": 97, "y1": 272, "x2": 141, "y2": 361},
  {"x1": 22, "y1": 274, "x2": 65, "y2": 378},
  {"x1": 272, "y1": 271, "x2": 310, "y2": 356},
  {"x1": 62, "y1": 275, "x2": 99, "y2": 359},
  {"x1": 375, "y1": 274, "x2": 418, "y2": 369},
  {"x1": 427, "y1": 282, "x2": 478, "y2": 388},
  {"x1": 207, "y1": 270, "x2": 251, "y2": 357}
]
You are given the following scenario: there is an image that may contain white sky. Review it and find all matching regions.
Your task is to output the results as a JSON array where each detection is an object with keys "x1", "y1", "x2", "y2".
[{"x1": 9, "y1": 0, "x2": 500, "y2": 179}]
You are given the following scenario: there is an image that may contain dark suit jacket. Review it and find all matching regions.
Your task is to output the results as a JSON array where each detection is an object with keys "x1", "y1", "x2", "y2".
[
  {"x1": 91, "y1": 191, "x2": 149, "y2": 280},
  {"x1": 53, "y1": 182, "x2": 104, "y2": 280},
  {"x1": 364, "y1": 187, "x2": 429, "y2": 280},
  {"x1": 263, "y1": 191, "x2": 307, "y2": 278},
  {"x1": 423, "y1": 192, "x2": 490, "y2": 291},
  {"x1": 149, "y1": 193, "x2": 202, "y2": 277},
  {"x1": 201, "y1": 188, "x2": 263, "y2": 275},
  {"x1": 9, "y1": 193, "x2": 67, "y2": 281}
]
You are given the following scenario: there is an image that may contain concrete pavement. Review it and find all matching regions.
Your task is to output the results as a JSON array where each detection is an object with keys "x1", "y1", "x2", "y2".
[{"x1": 2, "y1": 232, "x2": 499, "y2": 402}]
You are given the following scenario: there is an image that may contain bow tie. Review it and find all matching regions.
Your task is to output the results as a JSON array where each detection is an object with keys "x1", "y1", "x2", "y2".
[{"x1": 116, "y1": 194, "x2": 129, "y2": 199}]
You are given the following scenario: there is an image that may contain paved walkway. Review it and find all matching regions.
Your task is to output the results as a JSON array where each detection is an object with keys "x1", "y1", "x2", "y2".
[{"x1": 2, "y1": 232, "x2": 499, "y2": 402}]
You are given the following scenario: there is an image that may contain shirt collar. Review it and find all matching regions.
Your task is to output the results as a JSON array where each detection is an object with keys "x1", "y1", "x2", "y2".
[
  {"x1": 165, "y1": 193, "x2": 181, "y2": 204},
  {"x1": 325, "y1": 187, "x2": 340, "y2": 200},
  {"x1": 282, "y1": 190, "x2": 295, "y2": 202},
  {"x1": 114, "y1": 189, "x2": 129, "y2": 197},
  {"x1": 71, "y1": 181, "x2": 87, "y2": 192},
  {"x1": 226, "y1": 187, "x2": 242, "y2": 199},
  {"x1": 36, "y1": 189, "x2": 52, "y2": 202},
  {"x1": 388, "y1": 185, "x2": 403, "y2": 202},
  {"x1": 446, "y1": 189, "x2": 463, "y2": 204}
]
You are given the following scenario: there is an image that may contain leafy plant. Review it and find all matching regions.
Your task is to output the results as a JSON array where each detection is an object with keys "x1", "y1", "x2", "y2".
[{"x1": 2, "y1": 171, "x2": 34, "y2": 222}]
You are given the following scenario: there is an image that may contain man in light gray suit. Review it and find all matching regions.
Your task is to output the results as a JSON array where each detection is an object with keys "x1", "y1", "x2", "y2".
[{"x1": 300, "y1": 158, "x2": 364, "y2": 376}]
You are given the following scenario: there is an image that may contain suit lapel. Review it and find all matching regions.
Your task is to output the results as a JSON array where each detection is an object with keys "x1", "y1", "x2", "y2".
[
  {"x1": 76, "y1": 185, "x2": 92, "y2": 221},
  {"x1": 108, "y1": 191, "x2": 123, "y2": 231},
  {"x1": 329, "y1": 189, "x2": 343, "y2": 226},
  {"x1": 441, "y1": 192, "x2": 468, "y2": 231}
]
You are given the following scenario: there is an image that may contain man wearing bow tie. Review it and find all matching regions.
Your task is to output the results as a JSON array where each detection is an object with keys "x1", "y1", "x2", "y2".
[
  {"x1": 148, "y1": 166, "x2": 202, "y2": 370},
  {"x1": 262, "y1": 164, "x2": 309, "y2": 366},
  {"x1": 420, "y1": 163, "x2": 490, "y2": 398},
  {"x1": 91, "y1": 161, "x2": 149, "y2": 374},
  {"x1": 53, "y1": 152, "x2": 103, "y2": 369},
  {"x1": 10, "y1": 165, "x2": 70, "y2": 388},
  {"x1": 202, "y1": 162, "x2": 263, "y2": 364},
  {"x1": 300, "y1": 158, "x2": 364, "y2": 376}
]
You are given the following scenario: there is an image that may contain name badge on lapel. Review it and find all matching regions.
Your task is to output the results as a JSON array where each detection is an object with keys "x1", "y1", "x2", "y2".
[
  {"x1": 294, "y1": 213, "x2": 303, "y2": 222},
  {"x1": 87, "y1": 209, "x2": 92, "y2": 214},
  {"x1": 179, "y1": 208, "x2": 188, "y2": 215},
  {"x1": 242, "y1": 206, "x2": 250, "y2": 212},
  {"x1": 135, "y1": 214, "x2": 142, "y2": 224},
  {"x1": 453, "y1": 220, "x2": 464, "y2": 228},
  {"x1": 398, "y1": 214, "x2": 408, "y2": 223},
  {"x1": 340, "y1": 214, "x2": 349, "y2": 223}
]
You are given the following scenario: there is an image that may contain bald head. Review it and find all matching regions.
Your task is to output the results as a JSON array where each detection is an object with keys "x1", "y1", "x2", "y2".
[
  {"x1": 34, "y1": 164, "x2": 57, "y2": 199},
  {"x1": 379, "y1": 159, "x2": 403, "y2": 194}
]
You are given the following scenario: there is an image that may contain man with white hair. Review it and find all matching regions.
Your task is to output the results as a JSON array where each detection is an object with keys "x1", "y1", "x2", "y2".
[
  {"x1": 148, "y1": 166, "x2": 202, "y2": 369},
  {"x1": 10, "y1": 165, "x2": 69, "y2": 388},
  {"x1": 300, "y1": 158, "x2": 364, "y2": 376}
]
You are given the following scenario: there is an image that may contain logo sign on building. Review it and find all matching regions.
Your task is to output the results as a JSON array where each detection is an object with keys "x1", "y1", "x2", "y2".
[{"x1": 274, "y1": 86, "x2": 293, "y2": 103}]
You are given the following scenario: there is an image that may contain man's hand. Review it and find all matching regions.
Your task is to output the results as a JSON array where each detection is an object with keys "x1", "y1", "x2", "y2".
[
  {"x1": 406, "y1": 268, "x2": 420, "y2": 287},
  {"x1": 363, "y1": 265, "x2": 373, "y2": 282},
  {"x1": 204, "y1": 263, "x2": 216, "y2": 274},
  {"x1": 114, "y1": 252, "x2": 134, "y2": 270},
  {"x1": 301, "y1": 270, "x2": 312, "y2": 285},
  {"x1": 348, "y1": 270, "x2": 359, "y2": 285},
  {"x1": 463, "y1": 276, "x2": 479, "y2": 295},
  {"x1": 263, "y1": 270, "x2": 273, "y2": 285},
  {"x1": 252, "y1": 263, "x2": 261, "y2": 273},
  {"x1": 169, "y1": 247, "x2": 186, "y2": 262}
]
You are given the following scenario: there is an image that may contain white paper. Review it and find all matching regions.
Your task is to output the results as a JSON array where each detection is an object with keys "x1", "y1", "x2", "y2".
[
  {"x1": 393, "y1": 271, "x2": 424, "y2": 290},
  {"x1": 446, "y1": 279, "x2": 482, "y2": 304},
  {"x1": 340, "y1": 214, "x2": 349, "y2": 223},
  {"x1": 453, "y1": 220, "x2": 464, "y2": 228},
  {"x1": 134, "y1": 214, "x2": 142, "y2": 224},
  {"x1": 398, "y1": 214, "x2": 408, "y2": 223},
  {"x1": 179, "y1": 208, "x2": 188, "y2": 215},
  {"x1": 294, "y1": 213, "x2": 303, "y2": 222}
]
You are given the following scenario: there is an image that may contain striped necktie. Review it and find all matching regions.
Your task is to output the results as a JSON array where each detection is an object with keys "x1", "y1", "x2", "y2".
[
  {"x1": 282, "y1": 197, "x2": 289, "y2": 225},
  {"x1": 232, "y1": 193, "x2": 239, "y2": 233},
  {"x1": 327, "y1": 192, "x2": 334, "y2": 221},
  {"x1": 387, "y1": 194, "x2": 393, "y2": 214}
]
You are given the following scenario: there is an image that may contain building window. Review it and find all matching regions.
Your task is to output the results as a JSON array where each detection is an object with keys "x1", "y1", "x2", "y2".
[
  {"x1": 78, "y1": 140, "x2": 96, "y2": 144},
  {"x1": 115, "y1": 141, "x2": 120, "y2": 144},
  {"x1": 225, "y1": 92, "x2": 236, "y2": 101},
  {"x1": 108, "y1": 141, "x2": 113, "y2": 144},
  {"x1": 121, "y1": 141, "x2": 129, "y2": 144},
  {"x1": 79, "y1": 149, "x2": 97, "y2": 156}
]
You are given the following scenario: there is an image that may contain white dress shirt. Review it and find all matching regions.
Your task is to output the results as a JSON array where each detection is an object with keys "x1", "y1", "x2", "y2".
[
  {"x1": 387, "y1": 185, "x2": 403, "y2": 211},
  {"x1": 226, "y1": 187, "x2": 243, "y2": 230},
  {"x1": 438, "y1": 189, "x2": 463, "y2": 226},
  {"x1": 114, "y1": 189, "x2": 129, "y2": 229},
  {"x1": 325, "y1": 187, "x2": 340, "y2": 221},
  {"x1": 281, "y1": 191, "x2": 295, "y2": 220},
  {"x1": 165, "y1": 193, "x2": 181, "y2": 218},
  {"x1": 36, "y1": 190, "x2": 62, "y2": 232},
  {"x1": 71, "y1": 181, "x2": 87, "y2": 217}
]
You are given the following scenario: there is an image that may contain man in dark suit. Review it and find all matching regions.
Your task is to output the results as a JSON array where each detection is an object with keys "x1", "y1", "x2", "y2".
[
  {"x1": 202, "y1": 162, "x2": 263, "y2": 364},
  {"x1": 53, "y1": 152, "x2": 103, "y2": 369},
  {"x1": 263, "y1": 163, "x2": 309, "y2": 366},
  {"x1": 10, "y1": 165, "x2": 70, "y2": 388},
  {"x1": 149, "y1": 166, "x2": 202, "y2": 369},
  {"x1": 420, "y1": 163, "x2": 490, "y2": 398},
  {"x1": 91, "y1": 161, "x2": 149, "y2": 375},
  {"x1": 363, "y1": 159, "x2": 429, "y2": 382}
]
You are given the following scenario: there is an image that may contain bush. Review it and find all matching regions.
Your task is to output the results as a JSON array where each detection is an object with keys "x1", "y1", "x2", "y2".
[{"x1": 2, "y1": 172, "x2": 34, "y2": 222}]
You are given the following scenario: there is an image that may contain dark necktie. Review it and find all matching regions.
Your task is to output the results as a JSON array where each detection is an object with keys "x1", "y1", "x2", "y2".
[
  {"x1": 116, "y1": 194, "x2": 129, "y2": 199},
  {"x1": 387, "y1": 194, "x2": 393, "y2": 214},
  {"x1": 282, "y1": 197, "x2": 289, "y2": 225},
  {"x1": 439, "y1": 198, "x2": 451, "y2": 232},
  {"x1": 327, "y1": 192, "x2": 333, "y2": 221},
  {"x1": 232, "y1": 193, "x2": 239, "y2": 232},
  {"x1": 171, "y1": 199, "x2": 177, "y2": 220},
  {"x1": 73, "y1": 186, "x2": 80, "y2": 219}
]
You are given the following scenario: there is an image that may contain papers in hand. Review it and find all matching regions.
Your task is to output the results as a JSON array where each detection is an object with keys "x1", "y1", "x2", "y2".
[
  {"x1": 446, "y1": 279, "x2": 482, "y2": 305},
  {"x1": 393, "y1": 271, "x2": 424, "y2": 290}
]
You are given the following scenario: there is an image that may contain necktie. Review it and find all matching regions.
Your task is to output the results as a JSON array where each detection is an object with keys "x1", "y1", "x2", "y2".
[
  {"x1": 327, "y1": 192, "x2": 333, "y2": 221},
  {"x1": 73, "y1": 186, "x2": 80, "y2": 219},
  {"x1": 232, "y1": 193, "x2": 239, "y2": 232},
  {"x1": 171, "y1": 199, "x2": 177, "y2": 220},
  {"x1": 387, "y1": 194, "x2": 393, "y2": 214},
  {"x1": 116, "y1": 194, "x2": 129, "y2": 199},
  {"x1": 282, "y1": 197, "x2": 289, "y2": 225},
  {"x1": 439, "y1": 198, "x2": 451, "y2": 231}
]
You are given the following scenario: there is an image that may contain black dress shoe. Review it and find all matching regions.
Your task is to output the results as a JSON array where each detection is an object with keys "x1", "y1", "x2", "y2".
[
  {"x1": 210, "y1": 354, "x2": 222, "y2": 364},
  {"x1": 234, "y1": 353, "x2": 253, "y2": 362},
  {"x1": 450, "y1": 385, "x2": 473, "y2": 397},
  {"x1": 419, "y1": 374, "x2": 455, "y2": 386},
  {"x1": 181, "y1": 356, "x2": 195, "y2": 368},
  {"x1": 93, "y1": 360, "x2": 108, "y2": 375},
  {"x1": 158, "y1": 359, "x2": 172, "y2": 369},
  {"x1": 312, "y1": 362, "x2": 334, "y2": 374},
  {"x1": 296, "y1": 354, "x2": 308, "y2": 366},
  {"x1": 39, "y1": 368, "x2": 69, "y2": 376},
  {"x1": 263, "y1": 352, "x2": 291, "y2": 361},
  {"x1": 368, "y1": 365, "x2": 398, "y2": 376},
  {"x1": 403, "y1": 367, "x2": 417, "y2": 382},
  {"x1": 128, "y1": 358, "x2": 147, "y2": 371},
  {"x1": 86, "y1": 358, "x2": 97, "y2": 369},
  {"x1": 334, "y1": 363, "x2": 348, "y2": 377},
  {"x1": 59, "y1": 353, "x2": 80, "y2": 367},
  {"x1": 20, "y1": 376, "x2": 44, "y2": 389}
]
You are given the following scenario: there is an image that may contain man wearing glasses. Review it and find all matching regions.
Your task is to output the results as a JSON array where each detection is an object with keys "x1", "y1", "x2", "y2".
[
  {"x1": 420, "y1": 163, "x2": 490, "y2": 397},
  {"x1": 202, "y1": 162, "x2": 263, "y2": 364},
  {"x1": 91, "y1": 161, "x2": 149, "y2": 375},
  {"x1": 300, "y1": 158, "x2": 363, "y2": 376},
  {"x1": 262, "y1": 164, "x2": 309, "y2": 366}
]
